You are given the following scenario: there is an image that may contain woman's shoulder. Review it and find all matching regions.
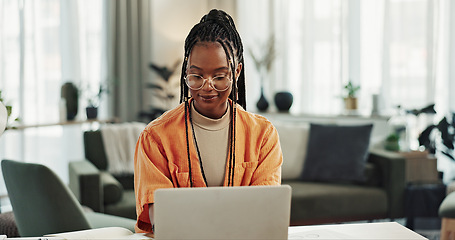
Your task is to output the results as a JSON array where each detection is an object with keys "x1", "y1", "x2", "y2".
[{"x1": 236, "y1": 105, "x2": 274, "y2": 129}]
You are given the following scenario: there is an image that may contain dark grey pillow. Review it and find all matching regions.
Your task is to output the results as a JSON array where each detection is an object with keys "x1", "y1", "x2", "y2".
[{"x1": 300, "y1": 123, "x2": 373, "y2": 183}]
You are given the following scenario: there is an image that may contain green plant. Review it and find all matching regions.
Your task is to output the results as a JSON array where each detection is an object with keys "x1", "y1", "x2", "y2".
[
  {"x1": 248, "y1": 35, "x2": 276, "y2": 83},
  {"x1": 148, "y1": 60, "x2": 181, "y2": 114},
  {"x1": 0, "y1": 90, "x2": 20, "y2": 126},
  {"x1": 385, "y1": 133, "x2": 400, "y2": 151},
  {"x1": 419, "y1": 112, "x2": 455, "y2": 160},
  {"x1": 80, "y1": 83, "x2": 108, "y2": 108},
  {"x1": 344, "y1": 81, "x2": 360, "y2": 98},
  {"x1": 386, "y1": 133, "x2": 400, "y2": 142}
]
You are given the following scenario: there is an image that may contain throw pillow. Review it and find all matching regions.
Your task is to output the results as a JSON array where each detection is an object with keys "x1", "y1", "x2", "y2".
[
  {"x1": 274, "y1": 122, "x2": 310, "y2": 180},
  {"x1": 300, "y1": 123, "x2": 373, "y2": 183}
]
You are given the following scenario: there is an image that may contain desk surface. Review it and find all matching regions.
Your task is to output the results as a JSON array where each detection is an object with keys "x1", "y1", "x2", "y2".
[
  {"x1": 5, "y1": 222, "x2": 427, "y2": 239},
  {"x1": 289, "y1": 222, "x2": 427, "y2": 239}
]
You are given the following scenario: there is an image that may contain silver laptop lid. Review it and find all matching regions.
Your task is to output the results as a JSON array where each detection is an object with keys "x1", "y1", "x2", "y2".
[{"x1": 154, "y1": 185, "x2": 291, "y2": 240}]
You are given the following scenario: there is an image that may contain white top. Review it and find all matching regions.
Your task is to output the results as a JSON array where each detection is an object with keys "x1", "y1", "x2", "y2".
[{"x1": 191, "y1": 103, "x2": 230, "y2": 186}]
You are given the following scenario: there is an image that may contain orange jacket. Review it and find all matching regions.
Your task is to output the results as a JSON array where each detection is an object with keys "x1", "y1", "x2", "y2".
[{"x1": 134, "y1": 100, "x2": 283, "y2": 233}]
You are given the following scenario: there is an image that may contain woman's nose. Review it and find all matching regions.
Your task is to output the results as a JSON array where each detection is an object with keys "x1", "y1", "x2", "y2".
[{"x1": 201, "y1": 78, "x2": 215, "y2": 91}]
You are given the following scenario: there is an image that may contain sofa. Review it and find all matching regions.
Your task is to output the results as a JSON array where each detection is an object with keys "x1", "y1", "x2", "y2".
[
  {"x1": 69, "y1": 120, "x2": 406, "y2": 226},
  {"x1": 275, "y1": 121, "x2": 406, "y2": 225}
]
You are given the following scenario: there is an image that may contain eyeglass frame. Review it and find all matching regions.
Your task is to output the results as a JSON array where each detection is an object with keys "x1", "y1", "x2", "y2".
[{"x1": 184, "y1": 73, "x2": 233, "y2": 92}]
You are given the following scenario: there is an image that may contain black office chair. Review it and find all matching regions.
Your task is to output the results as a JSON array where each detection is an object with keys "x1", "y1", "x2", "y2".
[{"x1": 1, "y1": 159, "x2": 136, "y2": 237}]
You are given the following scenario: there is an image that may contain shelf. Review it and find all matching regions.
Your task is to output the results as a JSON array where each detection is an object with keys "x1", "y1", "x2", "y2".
[
  {"x1": 6, "y1": 118, "x2": 118, "y2": 130},
  {"x1": 257, "y1": 112, "x2": 391, "y2": 123}
]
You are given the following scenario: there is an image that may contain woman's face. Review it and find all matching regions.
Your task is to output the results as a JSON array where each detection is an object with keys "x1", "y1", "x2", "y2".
[{"x1": 187, "y1": 41, "x2": 241, "y2": 119}]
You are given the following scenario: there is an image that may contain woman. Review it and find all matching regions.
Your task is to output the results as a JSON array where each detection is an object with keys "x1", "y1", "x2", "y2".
[{"x1": 134, "y1": 9, "x2": 283, "y2": 233}]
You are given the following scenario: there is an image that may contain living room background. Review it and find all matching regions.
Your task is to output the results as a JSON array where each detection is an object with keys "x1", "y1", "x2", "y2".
[{"x1": 0, "y1": 0, "x2": 455, "y2": 199}]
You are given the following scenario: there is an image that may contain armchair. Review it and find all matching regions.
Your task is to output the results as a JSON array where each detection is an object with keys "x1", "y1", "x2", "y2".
[{"x1": 1, "y1": 159, "x2": 136, "y2": 237}]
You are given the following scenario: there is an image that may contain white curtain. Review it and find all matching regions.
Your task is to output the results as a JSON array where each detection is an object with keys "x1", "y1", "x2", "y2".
[{"x1": 0, "y1": 0, "x2": 103, "y2": 200}]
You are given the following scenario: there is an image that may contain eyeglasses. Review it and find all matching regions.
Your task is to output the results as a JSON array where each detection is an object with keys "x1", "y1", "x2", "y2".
[{"x1": 184, "y1": 74, "x2": 232, "y2": 91}]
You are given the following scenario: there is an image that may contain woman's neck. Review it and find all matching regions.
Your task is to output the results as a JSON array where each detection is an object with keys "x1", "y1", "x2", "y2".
[{"x1": 192, "y1": 101, "x2": 229, "y2": 119}]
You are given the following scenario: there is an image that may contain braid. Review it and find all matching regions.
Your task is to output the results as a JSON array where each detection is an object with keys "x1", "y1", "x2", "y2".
[
  {"x1": 181, "y1": 9, "x2": 246, "y2": 187},
  {"x1": 184, "y1": 100, "x2": 193, "y2": 187}
]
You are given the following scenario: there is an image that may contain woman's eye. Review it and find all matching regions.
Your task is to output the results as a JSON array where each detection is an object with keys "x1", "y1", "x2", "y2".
[{"x1": 189, "y1": 74, "x2": 203, "y2": 79}]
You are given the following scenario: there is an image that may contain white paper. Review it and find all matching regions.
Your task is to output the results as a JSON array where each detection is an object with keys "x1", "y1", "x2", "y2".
[{"x1": 44, "y1": 227, "x2": 152, "y2": 240}]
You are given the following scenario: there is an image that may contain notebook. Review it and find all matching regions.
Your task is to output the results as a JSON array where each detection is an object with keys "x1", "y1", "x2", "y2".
[{"x1": 153, "y1": 185, "x2": 292, "y2": 240}]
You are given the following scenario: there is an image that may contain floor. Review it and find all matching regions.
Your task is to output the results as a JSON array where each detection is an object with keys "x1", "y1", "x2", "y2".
[{"x1": 411, "y1": 218, "x2": 441, "y2": 240}]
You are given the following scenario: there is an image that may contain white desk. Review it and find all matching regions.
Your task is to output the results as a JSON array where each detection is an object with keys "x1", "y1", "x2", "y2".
[
  {"x1": 288, "y1": 222, "x2": 427, "y2": 239},
  {"x1": 4, "y1": 222, "x2": 428, "y2": 239}
]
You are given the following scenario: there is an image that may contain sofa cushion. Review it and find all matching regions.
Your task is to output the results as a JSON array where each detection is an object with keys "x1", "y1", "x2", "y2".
[
  {"x1": 284, "y1": 181, "x2": 387, "y2": 223},
  {"x1": 275, "y1": 123, "x2": 310, "y2": 180},
  {"x1": 300, "y1": 124, "x2": 373, "y2": 183},
  {"x1": 101, "y1": 172, "x2": 124, "y2": 205},
  {"x1": 105, "y1": 189, "x2": 137, "y2": 220}
]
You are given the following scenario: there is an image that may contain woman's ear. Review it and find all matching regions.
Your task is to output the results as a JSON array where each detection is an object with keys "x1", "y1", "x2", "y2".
[{"x1": 235, "y1": 63, "x2": 243, "y2": 81}]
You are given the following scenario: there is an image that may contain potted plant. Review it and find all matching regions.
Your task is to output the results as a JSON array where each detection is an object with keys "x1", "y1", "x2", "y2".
[
  {"x1": 385, "y1": 133, "x2": 400, "y2": 151},
  {"x1": 343, "y1": 80, "x2": 360, "y2": 110},
  {"x1": 81, "y1": 83, "x2": 108, "y2": 120},
  {"x1": 146, "y1": 60, "x2": 181, "y2": 120}
]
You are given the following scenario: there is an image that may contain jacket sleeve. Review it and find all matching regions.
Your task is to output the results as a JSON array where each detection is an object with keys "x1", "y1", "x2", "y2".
[
  {"x1": 134, "y1": 130, "x2": 174, "y2": 233},
  {"x1": 250, "y1": 124, "x2": 282, "y2": 186}
]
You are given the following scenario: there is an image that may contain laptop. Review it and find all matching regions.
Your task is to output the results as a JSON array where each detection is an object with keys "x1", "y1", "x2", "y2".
[{"x1": 153, "y1": 185, "x2": 292, "y2": 240}]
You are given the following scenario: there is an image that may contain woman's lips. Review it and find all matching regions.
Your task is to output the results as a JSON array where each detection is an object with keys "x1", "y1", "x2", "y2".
[{"x1": 199, "y1": 95, "x2": 218, "y2": 101}]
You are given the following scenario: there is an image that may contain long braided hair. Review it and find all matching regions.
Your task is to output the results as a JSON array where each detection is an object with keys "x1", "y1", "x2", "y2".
[{"x1": 179, "y1": 9, "x2": 246, "y2": 187}]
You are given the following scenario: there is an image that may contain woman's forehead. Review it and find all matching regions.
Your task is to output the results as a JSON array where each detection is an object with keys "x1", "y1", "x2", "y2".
[{"x1": 188, "y1": 41, "x2": 229, "y2": 70}]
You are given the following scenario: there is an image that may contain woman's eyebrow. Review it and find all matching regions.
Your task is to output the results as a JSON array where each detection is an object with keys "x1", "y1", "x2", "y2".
[
  {"x1": 214, "y1": 66, "x2": 229, "y2": 71},
  {"x1": 188, "y1": 65, "x2": 202, "y2": 70}
]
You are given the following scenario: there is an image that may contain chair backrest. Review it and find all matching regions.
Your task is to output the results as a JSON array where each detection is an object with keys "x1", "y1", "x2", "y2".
[
  {"x1": 1, "y1": 160, "x2": 91, "y2": 237},
  {"x1": 84, "y1": 130, "x2": 108, "y2": 171}
]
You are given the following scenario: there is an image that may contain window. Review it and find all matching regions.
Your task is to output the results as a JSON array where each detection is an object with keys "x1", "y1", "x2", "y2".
[
  {"x1": 0, "y1": 0, "x2": 103, "y2": 201},
  {"x1": 238, "y1": 0, "x2": 453, "y2": 115},
  {"x1": 237, "y1": 0, "x2": 455, "y2": 182}
]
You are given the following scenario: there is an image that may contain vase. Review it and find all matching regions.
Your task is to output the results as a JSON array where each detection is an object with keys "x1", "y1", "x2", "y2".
[
  {"x1": 256, "y1": 88, "x2": 269, "y2": 112},
  {"x1": 86, "y1": 106, "x2": 98, "y2": 120},
  {"x1": 61, "y1": 82, "x2": 79, "y2": 120},
  {"x1": 344, "y1": 97, "x2": 358, "y2": 110},
  {"x1": 274, "y1": 91, "x2": 293, "y2": 112}
]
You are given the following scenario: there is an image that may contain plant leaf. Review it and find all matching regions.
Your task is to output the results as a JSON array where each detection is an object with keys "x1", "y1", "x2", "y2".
[
  {"x1": 147, "y1": 83, "x2": 163, "y2": 90},
  {"x1": 418, "y1": 125, "x2": 436, "y2": 147},
  {"x1": 442, "y1": 150, "x2": 455, "y2": 161}
]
